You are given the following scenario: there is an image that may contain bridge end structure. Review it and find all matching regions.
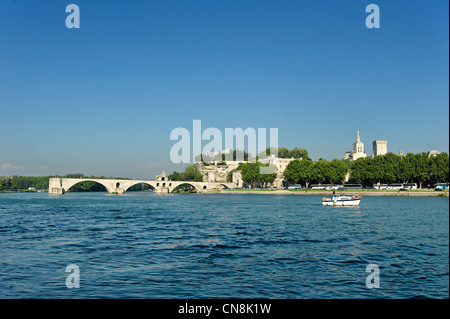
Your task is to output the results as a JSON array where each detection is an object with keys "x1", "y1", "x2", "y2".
[{"x1": 48, "y1": 178, "x2": 65, "y2": 195}]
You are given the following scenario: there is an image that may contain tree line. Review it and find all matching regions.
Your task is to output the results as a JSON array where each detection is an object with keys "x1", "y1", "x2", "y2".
[
  {"x1": 348, "y1": 152, "x2": 449, "y2": 188},
  {"x1": 284, "y1": 158, "x2": 350, "y2": 188},
  {"x1": 283, "y1": 152, "x2": 449, "y2": 189}
]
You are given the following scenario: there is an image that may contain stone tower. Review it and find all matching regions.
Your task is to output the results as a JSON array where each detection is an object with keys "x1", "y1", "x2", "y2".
[
  {"x1": 372, "y1": 140, "x2": 388, "y2": 157},
  {"x1": 351, "y1": 130, "x2": 367, "y2": 160}
]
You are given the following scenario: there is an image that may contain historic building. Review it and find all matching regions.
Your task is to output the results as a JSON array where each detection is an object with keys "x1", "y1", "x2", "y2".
[
  {"x1": 372, "y1": 140, "x2": 388, "y2": 158},
  {"x1": 344, "y1": 130, "x2": 367, "y2": 161},
  {"x1": 196, "y1": 154, "x2": 297, "y2": 189}
]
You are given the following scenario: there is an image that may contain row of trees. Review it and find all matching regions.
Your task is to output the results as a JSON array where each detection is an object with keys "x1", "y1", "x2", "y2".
[
  {"x1": 349, "y1": 152, "x2": 449, "y2": 188},
  {"x1": 283, "y1": 152, "x2": 449, "y2": 188},
  {"x1": 284, "y1": 159, "x2": 350, "y2": 188},
  {"x1": 0, "y1": 175, "x2": 52, "y2": 191}
]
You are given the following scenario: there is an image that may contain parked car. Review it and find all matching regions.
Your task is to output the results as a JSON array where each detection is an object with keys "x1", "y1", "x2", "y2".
[{"x1": 434, "y1": 183, "x2": 448, "y2": 191}]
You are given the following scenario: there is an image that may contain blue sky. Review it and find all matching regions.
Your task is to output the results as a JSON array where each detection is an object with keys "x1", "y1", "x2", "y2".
[{"x1": 0, "y1": 0, "x2": 448, "y2": 178}]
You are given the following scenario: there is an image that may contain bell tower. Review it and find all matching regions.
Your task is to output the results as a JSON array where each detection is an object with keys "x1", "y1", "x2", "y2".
[{"x1": 352, "y1": 130, "x2": 366, "y2": 160}]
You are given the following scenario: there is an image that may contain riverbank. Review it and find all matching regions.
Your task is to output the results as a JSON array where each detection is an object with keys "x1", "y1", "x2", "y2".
[
  {"x1": 1, "y1": 189, "x2": 448, "y2": 197},
  {"x1": 0, "y1": 190, "x2": 46, "y2": 193},
  {"x1": 219, "y1": 189, "x2": 449, "y2": 197}
]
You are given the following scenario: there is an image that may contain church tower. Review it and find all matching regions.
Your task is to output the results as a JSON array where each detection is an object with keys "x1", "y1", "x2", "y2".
[{"x1": 351, "y1": 130, "x2": 367, "y2": 160}]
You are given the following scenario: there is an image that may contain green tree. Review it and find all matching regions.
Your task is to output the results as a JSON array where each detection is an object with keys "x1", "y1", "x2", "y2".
[
  {"x1": 312, "y1": 160, "x2": 330, "y2": 184},
  {"x1": 329, "y1": 159, "x2": 349, "y2": 184},
  {"x1": 169, "y1": 165, "x2": 203, "y2": 182},
  {"x1": 238, "y1": 162, "x2": 260, "y2": 188},
  {"x1": 397, "y1": 154, "x2": 414, "y2": 183},
  {"x1": 168, "y1": 171, "x2": 183, "y2": 181},
  {"x1": 0, "y1": 175, "x2": 12, "y2": 191},
  {"x1": 411, "y1": 153, "x2": 431, "y2": 189},
  {"x1": 284, "y1": 159, "x2": 314, "y2": 188},
  {"x1": 382, "y1": 153, "x2": 400, "y2": 183},
  {"x1": 237, "y1": 162, "x2": 276, "y2": 188},
  {"x1": 289, "y1": 148, "x2": 311, "y2": 161},
  {"x1": 429, "y1": 153, "x2": 449, "y2": 184},
  {"x1": 181, "y1": 165, "x2": 204, "y2": 181},
  {"x1": 349, "y1": 158, "x2": 369, "y2": 185}
]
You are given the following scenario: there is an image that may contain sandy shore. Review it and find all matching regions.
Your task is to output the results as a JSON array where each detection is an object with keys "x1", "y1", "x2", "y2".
[{"x1": 217, "y1": 189, "x2": 449, "y2": 197}]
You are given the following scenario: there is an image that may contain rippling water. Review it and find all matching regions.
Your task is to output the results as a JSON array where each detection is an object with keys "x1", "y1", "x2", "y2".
[{"x1": 0, "y1": 192, "x2": 448, "y2": 298}]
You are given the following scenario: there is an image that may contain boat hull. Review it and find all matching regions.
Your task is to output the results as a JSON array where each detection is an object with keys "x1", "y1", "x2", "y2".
[
  {"x1": 322, "y1": 199, "x2": 361, "y2": 206},
  {"x1": 322, "y1": 195, "x2": 362, "y2": 206}
]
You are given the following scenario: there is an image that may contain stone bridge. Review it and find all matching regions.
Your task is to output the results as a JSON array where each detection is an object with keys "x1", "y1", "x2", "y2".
[{"x1": 48, "y1": 173, "x2": 235, "y2": 195}]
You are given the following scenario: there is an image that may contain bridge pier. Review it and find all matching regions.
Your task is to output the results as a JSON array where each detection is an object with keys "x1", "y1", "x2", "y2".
[
  {"x1": 154, "y1": 187, "x2": 169, "y2": 194},
  {"x1": 110, "y1": 187, "x2": 126, "y2": 194},
  {"x1": 49, "y1": 178, "x2": 65, "y2": 195},
  {"x1": 49, "y1": 187, "x2": 65, "y2": 195}
]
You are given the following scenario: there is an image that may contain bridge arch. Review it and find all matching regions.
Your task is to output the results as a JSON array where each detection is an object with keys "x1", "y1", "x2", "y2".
[
  {"x1": 169, "y1": 182, "x2": 202, "y2": 193},
  {"x1": 124, "y1": 181, "x2": 158, "y2": 192},
  {"x1": 64, "y1": 179, "x2": 111, "y2": 193}
]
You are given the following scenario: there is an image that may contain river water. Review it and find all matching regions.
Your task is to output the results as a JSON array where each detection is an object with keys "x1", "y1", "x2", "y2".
[{"x1": 0, "y1": 192, "x2": 448, "y2": 298}]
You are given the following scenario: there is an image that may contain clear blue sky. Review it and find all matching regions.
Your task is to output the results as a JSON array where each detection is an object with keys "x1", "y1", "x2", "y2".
[{"x1": 0, "y1": 0, "x2": 448, "y2": 178}]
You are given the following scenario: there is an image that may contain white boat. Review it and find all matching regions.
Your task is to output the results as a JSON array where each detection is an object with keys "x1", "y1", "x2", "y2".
[{"x1": 322, "y1": 194, "x2": 362, "y2": 206}]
